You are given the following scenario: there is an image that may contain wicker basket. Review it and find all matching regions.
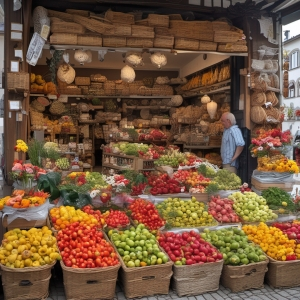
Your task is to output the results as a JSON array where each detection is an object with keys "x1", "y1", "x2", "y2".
[
  {"x1": 129, "y1": 81, "x2": 144, "y2": 95},
  {"x1": 105, "y1": 23, "x2": 132, "y2": 36},
  {"x1": 75, "y1": 77, "x2": 90, "y2": 86},
  {"x1": 151, "y1": 84, "x2": 174, "y2": 96},
  {"x1": 155, "y1": 27, "x2": 172, "y2": 36},
  {"x1": 148, "y1": 14, "x2": 169, "y2": 27},
  {"x1": 199, "y1": 41, "x2": 217, "y2": 51},
  {"x1": 266, "y1": 91, "x2": 279, "y2": 106},
  {"x1": 73, "y1": 15, "x2": 113, "y2": 34},
  {"x1": 172, "y1": 260, "x2": 223, "y2": 297},
  {"x1": 105, "y1": 10, "x2": 135, "y2": 25},
  {"x1": 221, "y1": 260, "x2": 269, "y2": 292},
  {"x1": 218, "y1": 43, "x2": 248, "y2": 53},
  {"x1": 250, "y1": 106, "x2": 267, "y2": 124},
  {"x1": 154, "y1": 35, "x2": 174, "y2": 48},
  {"x1": 1, "y1": 262, "x2": 54, "y2": 300},
  {"x1": 126, "y1": 37, "x2": 154, "y2": 48},
  {"x1": 50, "y1": 20, "x2": 86, "y2": 34},
  {"x1": 264, "y1": 106, "x2": 281, "y2": 120},
  {"x1": 47, "y1": 10, "x2": 74, "y2": 22},
  {"x1": 103, "y1": 81, "x2": 116, "y2": 96},
  {"x1": 131, "y1": 25, "x2": 155, "y2": 38},
  {"x1": 170, "y1": 20, "x2": 212, "y2": 31},
  {"x1": 103, "y1": 36, "x2": 126, "y2": 47},
  {"x1": 50, "y1": 33, "x2": 77, "y2": 45},
  {"x1": 174, "y1": 38, "x2": 199, "y2": 51},
  {"x1": 214, "y1": 31, "x2": 244, "y2": 43},
  {"x1": 60, "y1": 259, "x2": 120, "y2": 300},
  {"x1": 7, "y1": 72, "x2": 30, "y2": 92},
  {"x1": 77, "y1": 34, "x2": 102, "y2": 46},
  {"x1": 283, "y1": 71, "x2": 288, "y2": 80},
  {"x1": 90, "y1": 74, "x2": 107, "y2": 83},
  {"x1": 250, "y1": 91, "x2": 266, "y2": 106},
  {"x1": 66, "y1": 9, "x2": 90, "y2": 16},
  {"x1": 59, "y1": 87, "x2": 82, "y2": 95},
  {"x1": 212, "y1": 21, "x2": 231, "y2": 31},
  {"x1": 266, "y1": 256, "x2": 300, "y2": 288},
  {"x1": 115, "y1": 81, "x2": 130, "y2": 95}
]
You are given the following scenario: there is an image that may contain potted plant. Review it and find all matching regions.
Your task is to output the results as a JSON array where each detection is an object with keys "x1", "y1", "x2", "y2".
[{"x1": 295, "y1": 109, "x2": 300, "y2": 120}]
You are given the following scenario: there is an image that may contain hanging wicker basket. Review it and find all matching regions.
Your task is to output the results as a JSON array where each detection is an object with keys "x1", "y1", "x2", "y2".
[
  {"x1": 250, "y1": 92, "x2": 266, "y2": 106},
  {"x1": 250, "y1": 106, "x2": 267, "y2": 124},
  {"x1": 265, "y1": 91, "x2": 279, "y2": 106}
]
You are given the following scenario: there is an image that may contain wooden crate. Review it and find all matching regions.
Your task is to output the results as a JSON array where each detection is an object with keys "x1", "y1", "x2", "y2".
[
  {"x1": 2, "y1": 216, "x2": 48, "y2": 230},
  {"x1": 135, "y1": 158, "x2": 156, "y2": 171},
  {"x1": 251, "y1": 177, "x2": 294, "y2": 192},
  {"x1": 190, "y1": 193, "x2": 209, "y2": 203}
]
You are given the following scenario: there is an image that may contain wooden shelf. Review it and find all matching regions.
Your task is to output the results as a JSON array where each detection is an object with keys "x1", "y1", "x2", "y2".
[{"x1": 44, "y1": 44, "x2": 248, "y2": 57}]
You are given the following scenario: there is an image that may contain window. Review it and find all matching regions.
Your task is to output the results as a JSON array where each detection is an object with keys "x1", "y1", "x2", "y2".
[
  {"x1": 298, "y1": 80, "x2": 300, "y2": 97},
  {"x1": 290, "y1": 51, "x2": 299, "y2": 69},
  {"x1": 289, "y1": 82, "x2": 295, "y2": 97}
]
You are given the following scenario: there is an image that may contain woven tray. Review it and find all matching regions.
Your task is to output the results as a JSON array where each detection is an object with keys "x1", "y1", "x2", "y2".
[
  {"x1": 47, "y1": 9, "x2": 74, "y2": 22},
  {"x1": 77, "y1": 34, "x2": 102, "y2": 46},
  {"x1": 7, "y1": 72, "x2": 30, "y2": 92},
  {"x1": 73, "y1": 15, "x2": 113, "y2": 34},
  {"x1": 154, "y1": 35, "x2": 174, "y2": 48},
  {"x1": 75, "y1": 77, "x2": 90, "y2": 86},
  {"x1": 148, "y1": 14, "x2": 169, "y2": 27},
  {"x1": 103, "y1": 36, "x2": 126, "y2": 47},
  {"x1": 105, "y1": 23, "x2": 132, "y2": 36},
  {"x1": 126, "y1": 37, "x2": 154, "y2": 48},
  {"x1": 50, "y1": 33, "x2": 77, "y2": 45},
  {"x1": 50, "y1": 20, "x2": 86, "y2": 34},
  {"x1": 174, "y1": 38, "x2": 199, "y2": 51},
  {"x1": 131, "y1": 25, "x2": 155, "y2": 38},
  {"x1": 105, "y1": 10, "x2": 135, "y2": 25}
]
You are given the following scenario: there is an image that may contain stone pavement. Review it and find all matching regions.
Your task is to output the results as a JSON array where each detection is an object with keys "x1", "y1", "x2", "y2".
[{"x1": 45, "y1": 263, "x2": 300, "y2": 300}]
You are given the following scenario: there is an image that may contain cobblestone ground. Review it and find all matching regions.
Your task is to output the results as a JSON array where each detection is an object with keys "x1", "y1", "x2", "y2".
[{"x1": 46, "y1": 264, "x2": 300, "y2": 300}]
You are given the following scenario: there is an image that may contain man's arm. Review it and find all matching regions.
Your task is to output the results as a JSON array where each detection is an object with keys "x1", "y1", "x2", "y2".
[{"x1": 231, "y1": 146, "x2": 244, "y2": 162}]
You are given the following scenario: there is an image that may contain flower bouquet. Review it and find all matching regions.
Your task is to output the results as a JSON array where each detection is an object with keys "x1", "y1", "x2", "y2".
[{"x1": 249, "y1": 129, "x2": 293, "y2": 158}]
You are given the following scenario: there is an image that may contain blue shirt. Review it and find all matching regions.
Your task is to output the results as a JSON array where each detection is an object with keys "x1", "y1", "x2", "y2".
[{"x1": 220, "y1": 125, "x2": 245, "y2": 169}]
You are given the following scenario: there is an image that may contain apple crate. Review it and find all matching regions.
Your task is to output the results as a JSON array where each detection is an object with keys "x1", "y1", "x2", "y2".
[
  {"x1": 221, "y1": 259, "x2": 269, "y2": 292},
  {"x1": 190, "y1": 192, "x2": 209, "y2": 203},
  {"x1": 172, "y1": 260, "x2": 223, "y2": 297},
  {"x1": 134, "y1": 158, "x2": 156, "y2": 171},
  {"x1": 0, "y1": 262, "x2": 55, "y2": 300},
  {"x1": 265, "y1": 256, "x2": 300, "y2": 288}
]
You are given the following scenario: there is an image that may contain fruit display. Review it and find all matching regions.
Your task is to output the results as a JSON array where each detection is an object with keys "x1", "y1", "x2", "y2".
[
  {"x1": 103, "y1": 209, "x2": 130, "y2": 229},
  {"x1": 148, "y1": 173, "x2": 184, "y2": 195},
  {"x1": 243, "y1": 222, "x2": 300, "y2": 261},
  {"x1": 55, "y1": 157, "x2": 70, "y2": 170},
  {"x1": 110, "y1": 224, "x2": 169, "y2": 267},
  {"x1": 201, "y1": 227, "x2": 267, "y2": 265},
  {"x1": 128, "y1": 199, "x2": 166, "y2": 231},
  {"x1": 172, "y1": 169, "x2": 211, "y2": 188},
  {"x1": 49, "y1": 206, "x2": 100, "y2": 230},
  {"x1": 156, "y1": 197, "x2": 217, "y2": 228},
  {"x1": 154, "y1": 149, "x2": 186, "y2": 168},
  {"x1": 81, "y1": 205, "x2": 106, "y2": 226},
  {"x1": 261, "y1": 187, "x2": 295, "y2": 213},
  {"x1": 229, "y1": 192, "x2": 277, "y2": 222},
  {"x1": 0, "y1": 227, "x2": 61, "y2": 268},
  {"x1": 209, "y1": 169, "x2": 242, "y2": 190},
  {"x1": 272, "y1": 221, "x2": 300, "y2": 241},
  {"x1": 239, "y1": 183, "x2": 252, "y2": 193},
  {"x1": 208, "y1": 195, "x2": 241, "y2": 223},
  {"x1": 30, "y1": 73, "x2": 46, "y2": 93},
  {"x1": 158, "y1": 230, "x2": 223, "y2": 265},
  {"x1": 57, "y1": 223, "x2": 119, "y2": 268},
  {"x1": 111, "y1": 142, "x2": 150, "y2": 157},
  {"x1": 0, "y1": 190, "x2": 49, "y2": 209},
  {"x1": 139, "y1": 129, "x2": 167, "y2": 141}
]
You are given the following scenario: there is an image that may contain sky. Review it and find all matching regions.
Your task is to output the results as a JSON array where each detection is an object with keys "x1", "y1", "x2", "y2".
[{"x1": 282, "y1": 19, "x2": 300, "y2": 38}]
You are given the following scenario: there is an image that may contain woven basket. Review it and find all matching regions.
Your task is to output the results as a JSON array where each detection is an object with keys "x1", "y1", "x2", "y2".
[
  {"x1": 170, "y1": 20, "x2": 212, "y2": 31},
  {"x1": 77, "y1": 34, "x2": 102, "y2": 46},
  {"x1": 155, "y1": 27, "x2": 172, "y2": 36},
  {"x1": 214, "y1": 31, "x2": 244, "y2": 43},
  {"x1": 103, "y1": 81, "x2": 116, "y2": 96},
  {"x1": 266, "y1": 91, "x2": 279, "y2": 106},
  {"x1": 135, "y1": 19, "x2": 149, "y2": 26},
  {"x1": 105, "y1": 23, "x2": 132, "y2": 36},
  {"x1": 148, "y1": 14, "x2": 169, "y2": 27},
  {"x1": 174, "y1": 38, "x2": 199, "y2": 51},
  {"x1": 75, "y1": 77, "x2": 90, "y2": 86},
  {"x1": 217, "y1": 43, "x2": 248, "y2": 53},
  {"x1": 131, "y1": 25, "x2": 155, "y2": 38},
  {"x1": 221, "y1": 260, "x2": 269, "y2": 292},
  {"x1": 90, "y1": 74, "x2": 107, "y2": 83},
  {"x1": 154, "y1": 35, "x2": 174, "y2": 48},
  {"x1": 151, "y1": 84, "x2": 174, "y2": 96},
  {"x1": 212, "y1": 21, "x2": 231, "y2": 31},
  {"x1": 29, "y1": 109, "x2": 44, "y2": 126},
  {"x1": 126, "y1": 37, "x2": 154, "y2": 48},
  {"x1": 66, "y1": 9, "x2": 90, "y2": 16},
  {"x1": 103, "y1": 36, "x2": 126, "y2": 47},
  {"x1": 199, "y1": 41, "x2": 217, "y2": 51},
  {"x1": 264, "y1": 106, "x2": 281, "y2": 120},
  {"x1": 283, "y1": 71, "x2": 288, "y2": 80},
  {"x1": 105, "y1": 10, "x2": 135, "y2": 25},
  {"x1": 266, "y1": 256, "x2": 300, "y2": 288},
  {"x1": 47, "y1": 10, "x2": 73, "y2": 22},
  {"x1": 251, "y1": 106, "x2": 267, "y2": 124},
  {"x1": 50, "y1": 33, "x2": 77, "y2": 45},
  {"x1": 1, "y1": 262, "x2": 54, "y2": 300},
  {"x1": 251, "y1": 72, "x2": 267, "y2": 92},
  {"x1": 60, "y1": 259, "x2": 120, "y2": 300},
  {"x1": 172, "y1": 260, "x2": 223, "y2": 297},
  {"x1": 73, "y1": 15, "x2": 113, "y2": 34},
  {"x1": 268, "y1": 73, "x2": 280, "y2": 89},
  {"x1": 7, "y1": 72, "x2": 30, "y2": 92},
  {"x1": 50, "y1": 20, "x2": 86, "y2": 34},
  {"x1": 250, "y1": 92, "x2": 266, "y2": 106},
  {"x1": 169, "y1": 27, "x2": 212, "y2": 40}
]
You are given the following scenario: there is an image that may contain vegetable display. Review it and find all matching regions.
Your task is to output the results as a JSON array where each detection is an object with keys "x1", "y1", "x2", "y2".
[{"x1": 210, "y1": 169, "x2": 242, "y2": 190}]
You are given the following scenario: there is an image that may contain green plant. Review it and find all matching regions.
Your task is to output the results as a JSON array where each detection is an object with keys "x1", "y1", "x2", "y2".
[{"x1": 27, "y1": 139, "x2": 44, "y2": 167}]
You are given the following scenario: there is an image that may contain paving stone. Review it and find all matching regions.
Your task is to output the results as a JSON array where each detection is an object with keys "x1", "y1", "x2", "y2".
[
  {"x1": 203, "y1": 295, "x2": 216, "y2": 300},
  {"x1": 188, "y1": 297, "x2": 196, "y2": 300},
  {"x1": 277, "y1": 291, "x2": 293, "y2": 298},
  {"x1": 216, "y1": 290, "x2": 228, "y2": 298},
  {"x1": 148, "y1": 297, "x2": 158, "y2": 300},
  {"x1": 265, "y1": 293, "x2": 288, "y2": 300},
  {"x1": 256, "y1": 295, "x2": 274, "y2": 300},
  {"x1": 195, "y1": 296, "x2": 206, "y2": 300},
  {"x1": 212, "y1": 293, "x2": 229, "y2": 300}
]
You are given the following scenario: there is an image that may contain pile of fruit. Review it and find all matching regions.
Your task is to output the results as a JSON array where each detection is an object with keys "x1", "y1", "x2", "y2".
[
  {"x1": 172, "y1": 169, "x2": 211, "y2": 188},
  {"x1": 210, "y1": 169, "x2": 242, "y2": 190},
  {"x1": 158, "y1": 230, "x2": 223, "y2": 265},
  {"x1": 0, "y1": 227, "x2": 61, "y2": 268},
  {"x1": 229, "y1": 192, "x2": 277, "y2": 222},
  {"x1": 102, "y1": 209, "x2": 130, "y2": 229},
  {"x1": 201, "y1": 227, "x2": 267, "y2": 265},
  {"x1": 110, "y1": 224, "x2": 169, "y2": 267},
  {"x1": 148, "y1": 173, "x2": 184, "y2": 195},
  {"x1": 128, "y1": 199, "x2": 165, "y2": 231},
  {"x1": 55, "y1": 157, "x2": 70, "y2": 170},
  {"x1": 50, "y1": 206, "x2": 101, "y2": 230},
  {"x1": 208, "y1": 195, "x2": 240, "y2": 223},
  {"x1": 81, "y1": 205, "x2": 106, "y2": 226},
  {"x1": 156, "y1": 197, "x2": 217, "y2": 228},
  {"x1": 57, "y1": 223, "x2": 119, "y2": 268},
  {"x1": 154, "y1": 149, "x2": 186, "y2": 168},
  {"x1": 112, "y1": 142, "x2": 150, "y2": 157},
  {"x1": 242, "y1": 222, "x2": 300, "y2": 260},
  {"x1": 272, "y1": 221, "x2": 300, "y2": 241}
]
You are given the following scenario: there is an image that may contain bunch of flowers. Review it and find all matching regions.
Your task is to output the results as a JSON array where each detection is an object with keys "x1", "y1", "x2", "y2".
[
  {"x1": 257, "y1": 156, "x2": 299, "y2": 173},
  {"x1": 249, "y1": 129, "x2": 293, "y2": 158},
  {"x1": 14, "y1": 139, "x2": 28, "y2": 152},
  {"x1": 103, "y1": 174, "x2": 129, "y2": 193},
  {"x1": 296, "y1": 110, "x2": 300, "y2": 117}
]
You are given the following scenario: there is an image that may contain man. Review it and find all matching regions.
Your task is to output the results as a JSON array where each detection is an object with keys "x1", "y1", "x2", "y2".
[{"x1": 220, "y1": 112, "x2": 245, "y2": 174}]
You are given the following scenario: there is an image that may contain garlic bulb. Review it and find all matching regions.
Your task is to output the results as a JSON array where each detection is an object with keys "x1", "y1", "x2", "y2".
[
  {"x1": 57, "y1": 63, "x2": 76, "y2": 84},
  {"x1": 74, "y1": 50, "x2": 90, "y2": 65},
  {"x1": 207, "y1": 101, "x2": 217, "y2": 119},
  {"x1": 121, "y1": 65, "x2": 136, "y2": 83},
  {"x1": 125, "y1": 52, "x2": 143, "y2": 67},
  {"x1": 150, "y1": 52, "x2": 167, "y2": 69}
]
